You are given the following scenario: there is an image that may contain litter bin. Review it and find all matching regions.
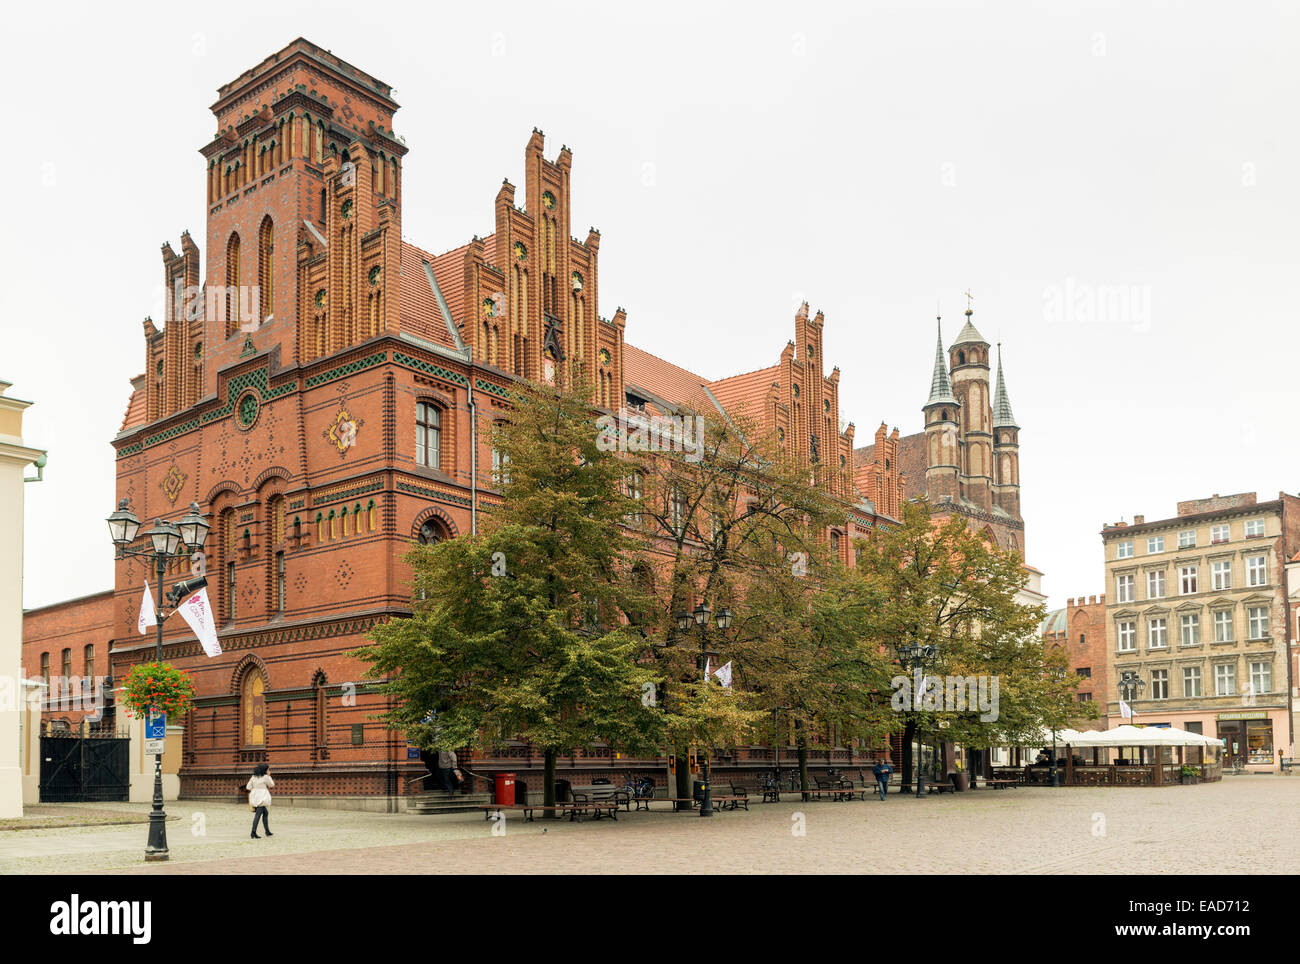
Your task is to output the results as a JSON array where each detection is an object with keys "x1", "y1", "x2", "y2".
[
  {"x1": 693, "y1": 779, "x2": 704, "y2": 803},
  {"x1": 494, "y1": 772, "x2": 516, "y2": 807},
  {"x1": 554, "y1": 778, "x2": 571, "y2": 803}
]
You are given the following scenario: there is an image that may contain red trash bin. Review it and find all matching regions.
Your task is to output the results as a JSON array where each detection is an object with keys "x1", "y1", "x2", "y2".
[{"x1": 494, "y1": 772, "x2": 516, "y2": 807}]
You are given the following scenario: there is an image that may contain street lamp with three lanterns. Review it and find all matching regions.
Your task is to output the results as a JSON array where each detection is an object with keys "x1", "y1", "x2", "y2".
[
  {"x1": 676, "y1": 602, "x2": 732, "y2": 817},
  {"x1": 106, "y1": 498, "x2": 210, "y2": 861}
]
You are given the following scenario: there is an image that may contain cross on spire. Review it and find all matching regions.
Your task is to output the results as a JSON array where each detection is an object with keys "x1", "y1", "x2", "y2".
[{"x1": 964, "y1": 289, "x2": 975, "y2": 314}]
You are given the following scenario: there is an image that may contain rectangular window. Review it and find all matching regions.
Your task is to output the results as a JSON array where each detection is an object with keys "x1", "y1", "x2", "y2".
[
  {"x1": 1148, "y1": 617, "x2": 1168, "y2": 649},
  {"x1": 1245, "y1": 519, "x2": 1265, "y2": 538},
  {"x1": 1214, "y1": 663, "x2": 1236, "y2": 696},
  {"x1": 1151, "y1": 669, "x2": 1168, "y2": 699},
  {"x1": 275, "y1": 551, "x2": 286, "y2": 613},
  {"x1": 84, "y1": 644, "x2": 95, "y2": 680},
  {"x1": 1179, "y1": 565, "x2": 1197, "y2": 595},
  {"x1": 1247, "y1": 606, "x2": 1269, "y2": 640},
  {"x1": 1116, "y1": 573, "x2": 1135, "y2": 603},
  {"x1": 1177, "y1": 530, "x2": 1196, "y2": 548},
  {"x1": 1180, "y1": 613, "x2": 1200, "y2": 646},
  {"x1": 40, "y1": 653, "x2": 49, "y2": 683},
  {"x1": 1213, "y1": 609, "x2": 1233, "y2": 642},
  {"x1": 415, "y1": 402, "x2": 442, "y2": 469},
  {"x1": 1147, "y1": 535, "x2": 1164, "y2": 553},
  {"x1": 1117, "y1": 621, "x2": 1136, "y2": 651},
  {"x1": 227, "y1": 561, "x2": 236, "y2": 621},
  {"x1": 626, "y1": 472, "x2": 644, "y2": 525},
  {"x1": 1249, "y1": 661, "x2": 1271, "y2": 694},
  {"x1": 1246, "y1": 555, "x2": 1266, "y2": 587},
  {"x1": 1183, "y1": 666, "x2": 1202, "y2": 698},
  {"x1": 1211, "y1": 524, "x2": 1230, "y2": 544},
  {"x1": 1147, "y1": 570, "x2": 1166, "y2": 599},
  {"x1": 1211, "y1": 560, "x2": 1232, "y2": 591},
  {"x1": 1116, "y1": 540, "x2": 1133, "y2": 559},
  {"x1": 1076, "y1": 667, "x2": 1091, "y2": 678},
  {"x1": 492, "y1": 448, "x2": 512, "y2": 486}
]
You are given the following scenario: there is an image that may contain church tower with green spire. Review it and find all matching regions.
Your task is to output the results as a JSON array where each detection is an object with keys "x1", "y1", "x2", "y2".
[
  {"x1": 922, "y1": 315, "x2": 961, "y2": 503},
  {"x1": 991, "y1": 343, "x2": 1021, "y2": 520},
  {"x1": 949, "y1": 304, "x2": 994, "y2": 512}
]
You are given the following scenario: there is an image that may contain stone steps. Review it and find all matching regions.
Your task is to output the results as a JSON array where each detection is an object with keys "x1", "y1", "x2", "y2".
[{"x1": 407, "y1": 792, "x2": 492, "y2": 815}]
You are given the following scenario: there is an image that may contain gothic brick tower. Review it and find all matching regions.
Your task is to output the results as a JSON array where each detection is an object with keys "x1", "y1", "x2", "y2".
[
  {"x1": 949, "y1": 307, "x2": 993, "y2": 512},
  {"x1": 923, "y1": 316, "x2": 960, "y2": 503},
  {"x1": 991, "y1": 343, "x2": 1021, "y2": 519},
  {"x1": 197, "y1": 39, "x2": 408, "y2": 385}
]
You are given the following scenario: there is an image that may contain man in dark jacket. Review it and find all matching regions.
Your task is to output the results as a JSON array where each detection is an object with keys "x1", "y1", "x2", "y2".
[{"x1": 872, "y1": 757, "x2": 894, "y2": 801}]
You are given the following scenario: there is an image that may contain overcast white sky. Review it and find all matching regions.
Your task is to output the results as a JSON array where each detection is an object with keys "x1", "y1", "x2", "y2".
[{"x1": 4, "y1": 0, "x2": 1297, "y2": 611}]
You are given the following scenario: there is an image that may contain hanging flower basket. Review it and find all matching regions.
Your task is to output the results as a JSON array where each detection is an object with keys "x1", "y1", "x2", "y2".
[{"x1": 120, "y1": 662, "x2": 197, "y2": 720}]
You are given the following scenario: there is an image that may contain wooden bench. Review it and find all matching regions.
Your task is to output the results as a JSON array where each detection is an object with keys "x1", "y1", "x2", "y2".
[
  {"x1": 634, "y1": 795, "x2": 749, "y2": 812},
  {"x1": 477, "y1": 799, "x2": 620, "y2": 822},
  {"x1": 984, "y1": 779, "x2": 1020, "y2": 790},
  {"x1": 571, "y1": 788, "x2": 632, "y2": 812},
  {"x1": 897, "y1": 781, "x2": 955, "y2": 795}
]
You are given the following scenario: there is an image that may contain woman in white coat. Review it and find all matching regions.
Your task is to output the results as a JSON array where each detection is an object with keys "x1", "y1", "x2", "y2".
[{"x1": 247, "y1": 763, "x2": 274, "y2": 838}]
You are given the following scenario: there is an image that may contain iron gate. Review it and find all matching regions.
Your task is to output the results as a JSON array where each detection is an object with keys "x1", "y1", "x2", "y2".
[{"x1": 39, "y1": 730, "x2": 130, "y2": 802}]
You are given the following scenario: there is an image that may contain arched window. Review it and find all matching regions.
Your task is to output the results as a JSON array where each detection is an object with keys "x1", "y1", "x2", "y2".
[
  {"x1": 241, "y1": 670, "x2": 266, "y2": 747},
  {"x1": 312, "y1": 670, "x2": 329, "y2": 758},
  {"x1": 61, "y1": 648, "x2": 72, "y2": 682},
  {"x1": 416, "y1": 401, "x2": 442, "y2": 469},
  {"x1": 418, "y1": 519, "x2": 448, "y2": 544},
  {"x1": 957, "y1": 351, "x2": 966, "y2": 365},
  {"x1": 84, "y1": 645, "x2": 95, "y2": 681},
  {"x1": 225, "y1": 233, "x2": 242, "y2": 337},
  {"x1": 258, "y1": 217, "x2": 274, "y2": 323}
]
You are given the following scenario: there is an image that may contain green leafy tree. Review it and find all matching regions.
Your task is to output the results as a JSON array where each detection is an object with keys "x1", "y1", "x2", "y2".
[
  {"x1": 353, "y1": 369, "x2": 664, "y2": 809},
  {"x1": 855, "y1": 500, "x2": 1085, "y2": 783}
]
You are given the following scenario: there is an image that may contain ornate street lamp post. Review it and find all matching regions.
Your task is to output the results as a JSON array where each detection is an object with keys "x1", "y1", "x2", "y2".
[
  {"x1": 1118, "y1": 671, "x2": 1146, "y2": 764},
  {"x1": 107, "y1": 499, "x2": 210, "y2": 861},
  {"x1": 676, "y1": 602, "x2": 732, "y2": 817},
  {"x1": 895, "y1": 642, "x2": 939, "y2": 797}
]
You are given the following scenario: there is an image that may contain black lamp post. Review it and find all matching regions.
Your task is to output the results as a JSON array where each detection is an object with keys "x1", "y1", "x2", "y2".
[
  {"x1": 1118, "y1": 671, "x2": 1146, "y2": 763},
  {"x1": 107, "y1": 499, "x2": 210, "y2": 861},
  {"x1": 895, "y1": 642, "x2": 939, "y2": 798},
  {"x1": 676, "y1": 602, "x2": 732, "y2": 817}
]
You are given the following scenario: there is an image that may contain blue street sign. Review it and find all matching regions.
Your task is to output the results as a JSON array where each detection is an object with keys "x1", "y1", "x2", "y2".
[{"x1": 145, "y1": 713, "x2": 167, "y2": 740}]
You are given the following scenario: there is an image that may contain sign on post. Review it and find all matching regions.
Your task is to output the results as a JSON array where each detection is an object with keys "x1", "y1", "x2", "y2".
[{"x1": 145, "y1": 712, "x2": 166, "y2": 755}]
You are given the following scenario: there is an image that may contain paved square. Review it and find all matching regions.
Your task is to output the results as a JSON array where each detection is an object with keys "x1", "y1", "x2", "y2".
[{"x1": 5, "y1": 777, "x2": 1297, "y2": 874}]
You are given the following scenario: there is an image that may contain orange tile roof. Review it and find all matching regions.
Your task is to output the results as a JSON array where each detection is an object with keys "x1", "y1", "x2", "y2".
[
  {"x1": 623, "y1": 344, "x2": 712, "y2": 410},
  {"x1": 399, "y1": 241, "x2": 459, "y2": 348},
  {"x1": 707, "y1": 365, "x2": 780, "y2": 429},
  {"x1": 120, "y1": 375, "x2": 146, "y2": 432}
]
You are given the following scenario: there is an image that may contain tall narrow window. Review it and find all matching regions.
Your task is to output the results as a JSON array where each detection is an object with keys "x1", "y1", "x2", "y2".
[
  {"x1": 84, "y1": 645, "x2": 95, "y2": 681},
  {"x1": 61, "y1": 648, "x2": 72, "y2": 683},
  {"x1": 258, "y1": 217, "x2": 274, "y2": 323},
  {"x1": 416, "y1": 402, "x2": 442, "y2": 468},
  {"x1": 241, "y1": 671, "x2": 265, "y2": 747},
  {"x1": 40, "y1": 653, "x2": 49, "y2": 684},
  {"x1": 227, "y1": 561, "x2": 237, "y2": 622},
  {"x1": 275, "y1": 551, "x2": 286, "y2": 613},
  {"x1": 225, "y1": 233, "x2": 241, "y2": 337}
]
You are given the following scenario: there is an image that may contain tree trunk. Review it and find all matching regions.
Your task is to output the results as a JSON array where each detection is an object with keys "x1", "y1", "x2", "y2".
[
  {"x1": 675, "y1": 744, "x2": 692, "y2": 811},
  {"x1": 543, "y1": 747, "x2": 557, "y2": 818},
  {"x1": 901, "y1": 718, "x2": 916, "y2": 793},
  {"x1": 798, "y1": 742, "x2": 809, "y2": 793}
]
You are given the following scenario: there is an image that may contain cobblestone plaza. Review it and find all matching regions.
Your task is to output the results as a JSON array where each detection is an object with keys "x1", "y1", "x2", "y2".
[{"x1": 5, "y1": 778, "x2": 1297, "y2": 876}]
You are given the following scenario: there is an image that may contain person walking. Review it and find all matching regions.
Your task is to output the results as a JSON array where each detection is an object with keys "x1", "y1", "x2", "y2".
[
  {"x1": 872, "y1": 756, "x2": 894, "y2": 801},
  {"x1": 436, "y1": 748, "x2": 459, "y2": 793},
  {"x1": 247, "y1": 763, "x2": 274, "y2": 838}
]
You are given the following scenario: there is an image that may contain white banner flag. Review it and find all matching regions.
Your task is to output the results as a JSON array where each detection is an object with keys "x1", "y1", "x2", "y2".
[
  {"x1": 703, "y1": 656, "x2": 710, "y2": 681},
  {"x1": 1119, "y1": 699, "x2": 1132, "y2": 720},
  {"x1": 138, "y1": 581, "x2": 157, "y2": 635},
  {"x1": 177, "y1": 587, "x2": 222, "y2": 657},
  {"x1": 713, "y1": 661, "x2": 733, "y2": 689}
]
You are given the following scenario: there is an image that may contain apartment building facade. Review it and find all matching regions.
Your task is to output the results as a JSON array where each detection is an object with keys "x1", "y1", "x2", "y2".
[{"x1": 1101, "y1": 492, "x2": 1300, "y2": 771}]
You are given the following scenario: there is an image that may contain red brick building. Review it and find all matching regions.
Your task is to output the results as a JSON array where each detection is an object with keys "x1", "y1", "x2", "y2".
[
  {"x1": 23, "y1": 39, "x2": 1032, "y2": 805},
  {"x1": 1040, "y1": 595, "x2": 1107, "y2": 724}
]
